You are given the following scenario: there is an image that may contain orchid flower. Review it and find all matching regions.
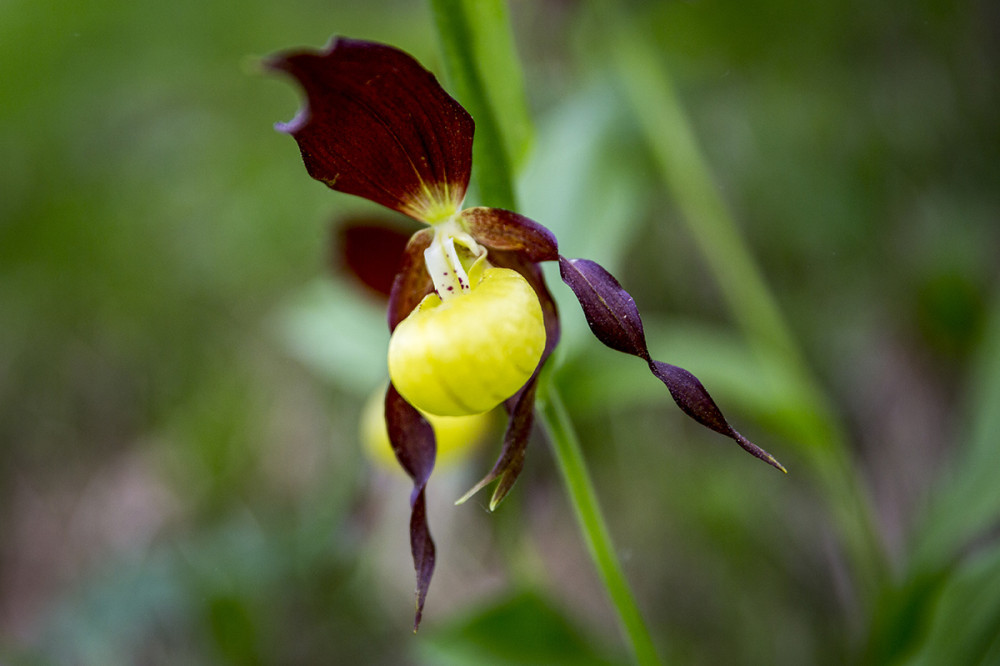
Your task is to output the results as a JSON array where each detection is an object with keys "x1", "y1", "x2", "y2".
[{"x1": 267, "y1": 37, "x2": 784, "y2": 630}]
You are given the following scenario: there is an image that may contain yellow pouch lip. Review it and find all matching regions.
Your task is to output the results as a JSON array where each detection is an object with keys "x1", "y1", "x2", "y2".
[{"x1": 388, "y1": 266, "x2": 546, "y2": 417}]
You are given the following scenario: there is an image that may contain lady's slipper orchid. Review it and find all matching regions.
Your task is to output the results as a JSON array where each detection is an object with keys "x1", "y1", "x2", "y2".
[{"x1": 268, "y1": 37, "x2": 784, "y2": 630}]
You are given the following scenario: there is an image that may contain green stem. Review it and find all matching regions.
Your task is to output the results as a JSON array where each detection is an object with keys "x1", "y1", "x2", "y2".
[
  {"x1": 428, "y1": 3, "x2": 662, "y2": 660},
  {"x1": 428, "y1": 0, "x2": 518, "y2": 210},
  {"x1": 537, "y1": 382, "x2": 663, "y2": 666}
]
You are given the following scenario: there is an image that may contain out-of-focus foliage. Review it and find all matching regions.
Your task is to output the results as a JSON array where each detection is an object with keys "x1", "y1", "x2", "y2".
[{"x1": 1, "y1": 0, "x2": 997, "y2": 663}]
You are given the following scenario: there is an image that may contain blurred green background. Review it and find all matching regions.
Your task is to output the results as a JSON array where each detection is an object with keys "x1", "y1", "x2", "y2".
[{"x1": 2, "y1": 0, "x2": 998, "y2": 663}]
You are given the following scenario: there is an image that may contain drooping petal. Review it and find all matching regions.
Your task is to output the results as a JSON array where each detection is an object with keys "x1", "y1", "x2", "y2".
[
  {"x1": 384, "y1": 383, "x2": 437, "y2": 631},
  {"x1": 558, "y1": 256, "x2": 786, "y2": 473},
  {"x1": 388, "y1": 228, "x2": 434, "y2": 331},
  {"x1": 361, "y1": 383, "x2": 492, "y2": 471},
  {"x1": 455, "y1": 377, "x2": 537, "y2": 510},
  {"x1": 457, "y1": 251, "x2": 562, "y2": 509},
  {"x1": 336, "y1": 220, "x2": 416, "y2": 298},
  {"x1": 268, "y1": 38, "x2": 474, "y2": 222},
  {"x1": 459, "y1": 207, "x2": 559, "y2": 262}
]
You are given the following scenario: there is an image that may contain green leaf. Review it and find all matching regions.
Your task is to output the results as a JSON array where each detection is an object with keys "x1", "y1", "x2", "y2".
[
  {"x1": 419, "y1": 589, "x2": 626, "y2": 666},
  {"x1": 902, "y1": 543, "x2": 1000, "y2": 666},
  {"x1": 456, "y1": 0, "x2": 532, "y2": 168},
  {"x1": 595, "y1": 3, "x2": 793, "y2": 358},
  {"x1": 911, "y1": 291, "x2": 1000, "y2": 570},
  {"x1": 273, "y1": 279, "x2": 389, "y2": 395},
  {"x1": 518, "y1": 84, "x2": 646, "y2": 272},
  {"x1": 429, "y1": 0, "x2": 531, "y2": 210},
  {"x1": 861, "y1": 569, "x2": 950, "y2": 666}
]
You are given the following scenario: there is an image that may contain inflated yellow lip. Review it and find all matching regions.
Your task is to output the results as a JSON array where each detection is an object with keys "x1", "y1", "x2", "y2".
[{"x1": 388, "y1": 267, "x2": 546, "y2": 417}]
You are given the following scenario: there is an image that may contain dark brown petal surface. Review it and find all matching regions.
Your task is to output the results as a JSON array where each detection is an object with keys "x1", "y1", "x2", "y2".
[
  {"x1": 384, "y1": 384, "x2": 437, "y2": 631},
  {"x1": 336, "y1": 220, "x2": 416, "y2": 298},
  {"x1": 388, "y1": 228, "x2": 434, "y2": 331},
  {"x1": 558, "y1": 256, "x2": 786, "y2": 472},
  {"x1": 268, "y1": 38, "x2": 474, "y2": 221},
  {"x1": 459, "y1": 207, "x2": 559, "y2": 262}
]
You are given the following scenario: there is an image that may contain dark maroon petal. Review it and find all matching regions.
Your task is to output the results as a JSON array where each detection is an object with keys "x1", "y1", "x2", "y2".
[
  {"x1": 557, "y1": 257, "x2": 647, "y2": 357},
  {"x1": 268, "y1": 38, "x2": 474, "y2": 222},
  {"x1": 559, "y1": 256, "x2": 786, "y2": 473},
  {"x1": 388, "y1": 228, "x2": 434, "y2": 331},
  {"x1": 336, "y1": 220, "x2": 416, "y2": 298},
  {"x1": 407, "y1": 492, "x2": 434, "y2": 631},
  {"x1": 457, "y1": 378, "x2": 537, "y2": 509},
  {"x1": 457, "y1": 252, "x2": 561, "y2": 508},
  {"x1": 459, "y1": 207, "x2": 559, "y2": 262},
  {"x1": 385, "y1": 384, "x2": 437, "y2": 630},
  {"x1": 649, "y1": 362, "x2": 786, "y2": 471}
]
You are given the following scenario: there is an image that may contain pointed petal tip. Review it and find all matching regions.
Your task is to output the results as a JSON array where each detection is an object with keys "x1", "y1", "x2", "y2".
[
  {"x1": 454, "y1": 474, "x2": 495, "y2": 507},
  {"x1": 273, "y1": 117, "x2": 300, "y2": 135},
  {"x1": 733, "y1": 430, "x2": 787, "y2": 473},
  {"x1": 258, "y1": 53, "x2": 285, "y2": 74},
  {"x1": 243, "y1": 54, "x2": 278, "y2": 79},
  {"x1": 454, "y1": 477, "x2": 510, "y2": 511},
  {"x1": 488, "y1": 474, "x2": 519, "y2": 510}
]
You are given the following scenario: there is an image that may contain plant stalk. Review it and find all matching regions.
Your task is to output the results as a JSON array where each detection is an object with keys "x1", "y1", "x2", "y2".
[
  {"x1": 428, "y1": 2, "x2": 663, "y2": 660},
  {"x1": 537, "y1": 382, "x2": 663, "y2": 666}
]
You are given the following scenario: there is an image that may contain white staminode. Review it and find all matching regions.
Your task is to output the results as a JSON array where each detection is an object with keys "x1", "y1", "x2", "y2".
[{"x1": 423, "y1": 218, "x2": 485, "y2": 300}]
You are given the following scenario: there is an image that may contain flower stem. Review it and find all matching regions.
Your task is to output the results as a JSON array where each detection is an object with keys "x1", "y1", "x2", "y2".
[
  {"x1": 537, "y1": 381, "x2": 663, "y2": 666},
  {"x1": 428, "y1": 4, "x2": 662, "y2": 659},
  {"x1": 427, "y1": 0, "x2": 520, "y2": 211}
]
